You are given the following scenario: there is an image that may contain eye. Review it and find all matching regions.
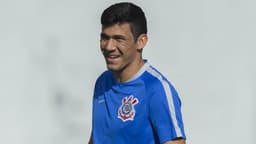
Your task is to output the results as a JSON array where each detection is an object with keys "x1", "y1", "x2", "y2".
[
  {"x1": 100, "y1": 36, "x2": 107, "y2": 41},
  {"x1": 115, "y1": 38, "x2": 124, "y2": 43},
  {"x1": 100, "y1": 33, "x2": 109, "y2": 41},
  {"x1": 113, "y1": 36, "x2": 126, "y2": 43}
]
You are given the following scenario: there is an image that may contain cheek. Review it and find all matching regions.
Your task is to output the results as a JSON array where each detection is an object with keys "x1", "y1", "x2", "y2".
[
  {"x1": 100, "y1": 43, "x2": 108, "y2": 53},
  {"x1": 100, "y1": 42, "x2": 105, "y2": 49},
  {"x1": 122, "y1": 46, "x2": 138, "y2": 59},
  {"x1": 117, "y1": 41, "x2": 138, "y2": 56}
]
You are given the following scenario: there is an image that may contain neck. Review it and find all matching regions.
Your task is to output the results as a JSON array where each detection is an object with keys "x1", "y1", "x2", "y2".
[{"x1": 114, "y1": 59, "x2": 144, "y2": 83}]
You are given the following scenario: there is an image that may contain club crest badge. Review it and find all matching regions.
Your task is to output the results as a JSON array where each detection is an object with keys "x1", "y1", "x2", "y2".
[{"x1": 118, "y1": 95, "x2": 139, "y2": 122}]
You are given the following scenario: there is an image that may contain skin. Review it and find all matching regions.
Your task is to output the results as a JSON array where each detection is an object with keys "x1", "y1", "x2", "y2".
[
  {"x1": 164, "y1": 138, "x2": 186, "y2": 144},
  {"x1": 100, "y1": 23, "x2": 147, "y2": 82}
]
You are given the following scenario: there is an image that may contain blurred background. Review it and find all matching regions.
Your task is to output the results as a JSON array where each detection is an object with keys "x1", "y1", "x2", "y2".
[{"x1": 0, "y1": 0, "x2": 255, "y2": 144}]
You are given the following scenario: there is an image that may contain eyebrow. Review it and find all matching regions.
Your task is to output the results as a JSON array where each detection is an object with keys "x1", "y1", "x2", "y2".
[
  {"x1": 100, "y1": 33, "x2": 127, "y2": 40},
  {"x1": 100, "y1": 33, "x2": 110, "y2": 39}
]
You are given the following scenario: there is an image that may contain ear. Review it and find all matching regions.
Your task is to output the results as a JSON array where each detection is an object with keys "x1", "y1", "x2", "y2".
[{"x1": 136, "y1": 34, "x2": 148, "y2": 51}]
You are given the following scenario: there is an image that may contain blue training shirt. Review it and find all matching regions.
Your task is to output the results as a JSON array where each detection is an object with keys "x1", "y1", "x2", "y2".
[{"x1": 92, "y1": 61, "x2": 186, "y2": 144}]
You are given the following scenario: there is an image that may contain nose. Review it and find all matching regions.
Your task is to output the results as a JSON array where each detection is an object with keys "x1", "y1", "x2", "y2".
[{"x1": 102, "y1": 38, "x2": 116, "y2": 51}]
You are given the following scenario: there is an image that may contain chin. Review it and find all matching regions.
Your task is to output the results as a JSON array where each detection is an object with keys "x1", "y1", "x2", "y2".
[
  {"x1": 106, "y1": 64, "x2": 119, "y2": 71},
  {"x1": 107, "y1": 64, "x2": 126, "y2": 73}
]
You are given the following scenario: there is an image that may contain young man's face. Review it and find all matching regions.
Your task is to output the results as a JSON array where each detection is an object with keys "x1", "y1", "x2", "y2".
[{"x1": 100, "y1": 23, "x2": 143, "y2": 72}]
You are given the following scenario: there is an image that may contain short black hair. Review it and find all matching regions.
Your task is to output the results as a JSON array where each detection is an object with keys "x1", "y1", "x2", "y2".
[{"x1": 101, "y1": 2, "x2": 147, "y2": 40}]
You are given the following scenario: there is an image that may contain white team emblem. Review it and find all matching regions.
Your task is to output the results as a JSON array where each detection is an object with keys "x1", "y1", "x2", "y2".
[{"x1": 118, "y1": 95, "x2": 139, "y2": 122}]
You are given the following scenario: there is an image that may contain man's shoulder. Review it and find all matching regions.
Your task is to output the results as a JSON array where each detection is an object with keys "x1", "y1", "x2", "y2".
[
  {"x1": 94, "y1": 70, "x2": 114, "y2": 95},
  {"x1": 94, "y1": 70, "x2": 113, "y2": 88},
  {"x1": 143, "y1": 65, "x2": 169, "y2": 82},
  {"x1": 142, "y1": 65, "x2": 171, "y2": 90},
  {"x1": 96, "y1": 70, "x2": 112, "y2": 82}
]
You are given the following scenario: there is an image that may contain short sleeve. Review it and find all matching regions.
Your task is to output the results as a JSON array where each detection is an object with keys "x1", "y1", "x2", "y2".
[{"x1": 149, "y1": 80, "x2": 186, "y2": 143}]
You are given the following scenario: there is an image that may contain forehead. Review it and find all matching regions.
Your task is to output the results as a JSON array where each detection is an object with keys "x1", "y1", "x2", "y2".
[{"x1": 101, "y1": 23, "x2": 132, "y2": 36}]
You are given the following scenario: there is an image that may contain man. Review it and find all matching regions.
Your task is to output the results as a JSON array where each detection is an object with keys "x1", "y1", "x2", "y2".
[{"x1": 89, "y1": 2, "x2": 186, "y2": 144}]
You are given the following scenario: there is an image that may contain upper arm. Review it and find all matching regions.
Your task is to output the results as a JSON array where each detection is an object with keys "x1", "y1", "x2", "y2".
[{"x1": 163, "y1": 138, "x2": 186, "y2": 144}]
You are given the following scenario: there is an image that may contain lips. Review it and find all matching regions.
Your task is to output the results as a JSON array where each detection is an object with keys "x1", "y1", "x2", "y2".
[
  {"x1": 108, "y1": 55, "x2": 119, "y2": 59},
  {"x1": 105, "y1": 54, "x2": 121, "y2": 63}
]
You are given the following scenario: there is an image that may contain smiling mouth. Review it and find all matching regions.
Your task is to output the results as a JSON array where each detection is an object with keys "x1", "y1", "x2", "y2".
[{"x1": 105, "y1": 55, "x2": 121, "y2": 63}]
